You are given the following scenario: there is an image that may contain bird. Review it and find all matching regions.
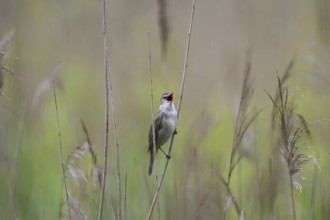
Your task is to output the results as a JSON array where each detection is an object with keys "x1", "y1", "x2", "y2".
[{"x1": 148, "y1": 92, "x2": 177, "y2": 176}]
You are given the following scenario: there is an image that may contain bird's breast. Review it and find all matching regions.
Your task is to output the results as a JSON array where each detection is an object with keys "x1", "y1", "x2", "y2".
[{"x1": 157, "y1": 116, "x2": 177, "y2": 147}]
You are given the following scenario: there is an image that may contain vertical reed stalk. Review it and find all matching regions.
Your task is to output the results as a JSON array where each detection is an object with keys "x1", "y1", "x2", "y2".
[{"x1": 146, "y1": 0, "x2": 197, "y2": 218}]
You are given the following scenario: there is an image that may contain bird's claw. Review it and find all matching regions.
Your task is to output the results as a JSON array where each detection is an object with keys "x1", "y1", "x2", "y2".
[{"x1": 166, "y1": 154, "x2": 171, "y2": 159}]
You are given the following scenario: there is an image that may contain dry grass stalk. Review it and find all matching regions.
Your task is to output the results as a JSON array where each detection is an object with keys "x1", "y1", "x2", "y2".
[
  {"x1": 80, "y1": 120, "x2": 102, "y2": 187},
  {"x1": 270, "y1": 59, "x2": 295, "y2": 132},
  {"x1": 81, "y1": 121, "x2": 97, "y2": 165},
  {"x1": 265, "y1": 60, "x2": 296, "y2": 217},
  {"x1": 52, "y1": 77, "x2": 72, "y2": 220},
  {"x1": 227, "y1": 60, "x2": 261, "y2": 183},
  {"x1": 219, "y1": 173, "x2": 242, "y2": 218},
  {"x1": 102, "y1": 11, "x2": 123, "y2": 220},
  {"x1": 98, "y1": 0, "x2": 111, "y2": 219},
  {"x1": 147, "y1": 31, "x2": 161, "y2": 220},
  {"x1": 98, "y1": 0, "x2": 122, "y2": 218},
  {"x1": 220, "y1": 54, "x2": 261, "y2": 219},
  {"x1": 110, "y1": 72, "x2": 122, "y2": 219},
  {"x1": 110, "y1": 44, "x2": 122, "y2": 220},
  {"x1": 266, "y1": 75, "x2": 318, "y2": 220},
  {"x1": 309, "y1": 153, "x2": 319, "y2": 220},
  {"x1": 195, "y1": 191, "x2": 211, "y2": 220},
  {"x1": 59, "y1": 121, "x2": 102, "y2": 219},
  {"x1": 146, "y1": 0, "x2": 197, "y2": 218}
]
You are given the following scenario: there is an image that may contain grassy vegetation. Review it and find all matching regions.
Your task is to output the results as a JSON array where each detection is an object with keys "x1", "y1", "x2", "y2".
[{"x1": 1, "y1": 0, "x2": 330, "y2": 219}]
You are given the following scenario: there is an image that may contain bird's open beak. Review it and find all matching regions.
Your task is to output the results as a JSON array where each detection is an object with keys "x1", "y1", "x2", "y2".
[{"x1": 168, "y1": 92, "x2": 173, "y2": 102}]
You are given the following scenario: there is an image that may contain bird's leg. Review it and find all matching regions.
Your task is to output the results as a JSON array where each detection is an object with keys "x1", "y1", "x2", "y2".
[
  {"x1": 174, "y1": 129, "x2": 178, "y2": 135},
  {"x1": 159, "y1": 147, "x2": 171, "y2": 159}
]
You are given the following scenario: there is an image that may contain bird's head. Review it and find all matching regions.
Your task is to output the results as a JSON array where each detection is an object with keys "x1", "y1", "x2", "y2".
[
  {"x1": 160, "y1": 92, "x2": 173, "y2": 103},
  {"x1": 159, "y1": 92, "x2": 174, "y2": 110}
]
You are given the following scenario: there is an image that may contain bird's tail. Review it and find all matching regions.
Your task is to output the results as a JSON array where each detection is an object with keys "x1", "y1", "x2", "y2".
[
  {"x1": 148, "y1": 150, "x2": 154, "y2": 176},
  {"x1": 148, "y1": 147, "x2": 158, "y2": 176}
]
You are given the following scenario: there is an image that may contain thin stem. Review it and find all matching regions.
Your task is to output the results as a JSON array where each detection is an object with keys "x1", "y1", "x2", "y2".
[
  {"x1": 147, "y1": 31, "x2": 161, "y2": 220},
  {"x1": 176, "y1": 0, "x2": 195, "y2": 120},
  {"x1": 98, "y1": 0, "x2": 110, "y2": 218},
  {"x1": 80, "y1": 120, "x2": 98, "y2": 165},
  {"x1": 110, "y1": 41, "x2": 122, "y2": 220},
  {"x1": 219, "y1": 173, "x2": 242, "y2": 217},
  {"x1": 2, "y1": 66, "x2": 16, "y2": 76},
  {"x1": 124, "y1": 173, "x2": 127, "y2": 220},
  {"x1": 52, "y1": 79, "x2": 72, "y2": 220},
  {"x1": 146, "y1": 0, "x2": 196, "y2": 218},
  {"x1": 107, "y1": 12, "x2": 122, "y2": 220},
  {"x1": 238, "y1": 161, "x2": 242, "y2": 207},
  {"x1": 290, "y1": 174, "x2": 296, "y2": 220},
  {"x1": 309, "y1": 164, "x2": 317, "y2": 220}
]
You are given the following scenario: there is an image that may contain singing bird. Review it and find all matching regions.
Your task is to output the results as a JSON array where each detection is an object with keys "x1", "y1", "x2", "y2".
[{"x1": 148, "y1": 92, "x2": 177, "y2": 175}]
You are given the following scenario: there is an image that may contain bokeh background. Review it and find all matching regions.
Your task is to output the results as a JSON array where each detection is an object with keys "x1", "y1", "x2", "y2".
[{"x1": 1, "y1": 0, "x2": 330, "y2": 219}]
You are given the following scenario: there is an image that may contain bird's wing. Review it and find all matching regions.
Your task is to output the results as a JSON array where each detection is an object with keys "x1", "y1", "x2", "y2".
[{"x1": 148, "y1": 111, "x2": 164, "y2": 152}]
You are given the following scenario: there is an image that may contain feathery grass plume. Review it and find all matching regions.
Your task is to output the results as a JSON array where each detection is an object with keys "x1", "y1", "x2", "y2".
[
  {"x1": 157, "y1": 0, "x2": 169, "y2": 60},
  {"x1": 264, "y1": 59, "x2": 295, "y2": 218},
  {"x1": 270, "y1": 58, "x2": 295, "y2": 133},
  {"x1": 265, "y1": 75, "x2": 318, "y2": 220},
  {"x1": 221, "y1": 56, "x2": 260, "y2": 219},
  {"x1": 59, "y1": 122, "x2": 101, "y2": 219},
  {"x1": 60, "y1": 143, "x2": 91, "y2": 220},
  {"x1": 227, "y1": 60, "x2": 261, "y2": 183},
  {"x1": 222, "y1": 54, "x2": 262, "y2": 219}
]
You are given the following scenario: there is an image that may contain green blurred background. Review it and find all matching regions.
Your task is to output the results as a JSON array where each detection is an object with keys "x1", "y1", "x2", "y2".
[{"x1": 1, "y1": 0, "x2": 330, "y2": 219}]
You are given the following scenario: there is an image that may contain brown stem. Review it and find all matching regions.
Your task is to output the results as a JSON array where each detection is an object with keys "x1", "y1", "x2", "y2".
[
  {"x1": 52, "y1": 78, "x2": 72, "y2": 220},
  {"x1": 219, "y1": 173, "x2": 242, "y2": 217},
  {"x1": 146, "y1": 0, "x2": 197, "y2": 219},
  {"x1": 98, "y1": 0, "x2": 111, "y2": 218},
  {"x1": 289, "y1": 174, "x2": 296, "y2": 220}
]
